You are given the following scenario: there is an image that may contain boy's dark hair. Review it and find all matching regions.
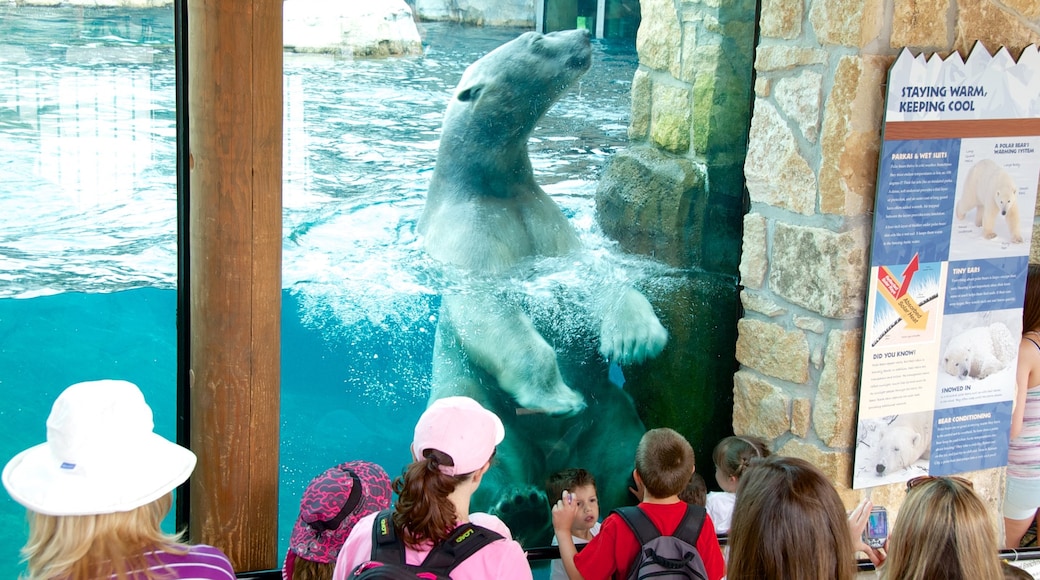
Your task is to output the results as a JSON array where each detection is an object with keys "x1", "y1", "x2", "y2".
[
  {"x1": 634, "y1": 428, "x2": 695, "y2": 498},
  {"x1": 546, "y1": 468, "x2": 596, "y2": 501},
  {"x1": 679, "y1": 472, "x2": 707, "y2": 506}
]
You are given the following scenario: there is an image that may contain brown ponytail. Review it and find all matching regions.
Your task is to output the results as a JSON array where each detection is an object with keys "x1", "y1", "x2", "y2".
[{"x1": 392, "y1": 449, "x2": 469, "y2": 547}]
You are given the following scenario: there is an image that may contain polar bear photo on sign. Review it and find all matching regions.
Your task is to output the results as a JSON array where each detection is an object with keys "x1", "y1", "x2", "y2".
[
  {"x1": 935, "y1": 310, "x2": 1020, "y2": 405},
  {"x1": 855, "y1": 411, "x2": 934, "y2": 484},
  {"x1": 947, "y1": 139, "x2": 1040, "y2": 262}
]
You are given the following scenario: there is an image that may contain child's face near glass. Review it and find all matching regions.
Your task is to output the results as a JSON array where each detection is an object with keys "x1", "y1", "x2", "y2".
[
  {"x1": 569, "y1": 484, "x2": 599, "y2": 533},
  {"x1": 715, "y1": 465, "x2": 738, "y2": 493}
]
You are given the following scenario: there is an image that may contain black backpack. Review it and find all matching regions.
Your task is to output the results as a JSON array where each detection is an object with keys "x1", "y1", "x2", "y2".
[
  {"x1": 613, "y1": 504, "x2": 709, "y2": 580},
  {"x1": 349, "y1": 509, "x2": 504, "y2": 580}
]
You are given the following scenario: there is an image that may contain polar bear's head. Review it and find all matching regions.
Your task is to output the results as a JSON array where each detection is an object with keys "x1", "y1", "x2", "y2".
[
  {"x1": 943, "y1": 342, "x2": 973, "y2": 379},
  {"x1": 991, "y1": 169, "x2": 1019, "y2": 217},
  {"x1": 875, "y1": 426, "x2": 924, "y2": 475},
  {"x1": 441, "y1": 29, "x2": 592, "y2": 152}
]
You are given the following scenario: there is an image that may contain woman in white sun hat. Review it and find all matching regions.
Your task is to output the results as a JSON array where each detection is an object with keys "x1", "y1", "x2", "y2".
[{"x1": 2, "y1": 379, "x2": 235, "y2": 580}]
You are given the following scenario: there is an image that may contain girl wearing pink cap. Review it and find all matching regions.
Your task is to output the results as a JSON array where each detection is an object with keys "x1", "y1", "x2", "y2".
[{"x1": 332, "y1": 396, "x2": 532, "y2": 579}]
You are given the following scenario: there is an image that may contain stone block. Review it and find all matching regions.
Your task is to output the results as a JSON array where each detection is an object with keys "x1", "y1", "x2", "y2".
[
  {"x1": 760, "y1": 0, "x2": 803, "y2": 39},
  {"x1": 776, "y1": 438, "x2": 853, "y2": 489},
  {"x1": 740, "y1": 213, "x2": 768, "y2": 289},
  {"x1": 954, "y1": 0, "x2": 1040, "y2": 57},
  {"x1": 691, "y1": 44, "x2": 754, "y2": 157},
  {"x1": 650, "y1": 82, "x2": 692, "y2": 153},
  {"x1": 819, "y1": 55, "x2": 888, "y2": 216},
  {"x1": 794, "y1": 315, "x2": 825, "y2": 334},
  {"x1": 1004, "y1": 0, "x2": 1040, "y2": 19},
  {"x1": 745, "y1": 99, "x2": 816, "y2": 215},
  {"x1": 791, "y1": 397, "x2": 812, "y2": 438},
  {"x1": 740, "y1": 290, "x2": 787, "y2": 317},
  {"x1": 891, "y1": 0, "x2": 950, "y2": 49},
  {"x1": 809, "y1": 0, "x2": 883, "y2": 48},
  {"x1": 814, "y1": 329, "x2": 862, "y2": 448},
  {"x1": 736, "y1": 318, "x2": 810, "y2": 383},
  {"x1": 775, "y1": 71, "x2": 823, "y2": 143},
  {"x1": 769, "y1": 223, "x2": 869, "y2": 318},
  {"x1": 595, "y1": 147, "x2": 704, "y2": 267},
  {"x1": 637, "y1": 0, "x2": 682, "y2": 77},
  {"x1": 755, "y1": 46, "x2": 828, "y2": 71},
  {"x1": 733, "y1": 370, "x2": 791, "y2": 438},
  {"x1": 629, "y1": 69, "x2": 652, "y2": 141}
]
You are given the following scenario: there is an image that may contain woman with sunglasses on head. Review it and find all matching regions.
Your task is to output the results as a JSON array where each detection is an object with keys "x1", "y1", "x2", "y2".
[
  {"x1": 1006, "y1": 263, "x2": 1040, "y2": 549},
  {"x1": 881, "y1": 476, "x2": 1003, "y2": 580}
]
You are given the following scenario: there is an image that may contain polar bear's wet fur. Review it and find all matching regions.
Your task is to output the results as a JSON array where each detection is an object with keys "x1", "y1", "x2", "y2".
[
  {"x1": 875, "y1": 413, "x2": 932, "y2": 475},
  {"x1": 955, "y1": 158, "x2": 1022, "y2": 243},
  {"x1": 942, "y1": 322, "x2": 1016, "y2": 380}
]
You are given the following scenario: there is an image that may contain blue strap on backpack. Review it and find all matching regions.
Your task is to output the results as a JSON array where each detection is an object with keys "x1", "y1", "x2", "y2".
[{"x1": 350, "y1": 509, "x2": 504, "y2": 579}]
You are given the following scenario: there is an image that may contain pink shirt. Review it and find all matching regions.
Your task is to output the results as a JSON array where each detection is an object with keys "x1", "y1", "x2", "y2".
[{"x1": 332, "y1": 511, "x2": 532, "y2": 580}]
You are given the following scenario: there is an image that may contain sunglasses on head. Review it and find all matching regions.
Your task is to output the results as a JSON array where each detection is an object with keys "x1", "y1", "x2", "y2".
[{"x1": 905, "y1": 475, "x2": 973, "y2": 492}]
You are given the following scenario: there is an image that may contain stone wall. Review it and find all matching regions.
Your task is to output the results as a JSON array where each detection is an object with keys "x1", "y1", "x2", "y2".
[
  {"x1": 737, "y1": 0, "x2": 1040, "y2": 523},
  {"x1": 594, "y1": 0, "x2": 756, "y2": 466}
]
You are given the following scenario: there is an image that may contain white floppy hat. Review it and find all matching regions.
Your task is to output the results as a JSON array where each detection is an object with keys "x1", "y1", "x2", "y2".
[{"x1": 2, "y1": 379, "x2": 197, "y2": 516}]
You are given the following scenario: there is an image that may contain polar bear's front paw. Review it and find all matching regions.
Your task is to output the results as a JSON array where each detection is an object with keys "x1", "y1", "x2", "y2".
[
  {"x1": 489, "y1": 485, "x2": 552, "y2": 546},
  {"x1": 500, "y1": 345, "x2": 586, "y2": 415},
  {"x1": 599, "y1": 289, "x2": 668, "y2": 364}
]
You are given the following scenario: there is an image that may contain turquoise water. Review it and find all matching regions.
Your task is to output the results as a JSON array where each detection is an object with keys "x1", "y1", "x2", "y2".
[{"x1": 0, "y1": 7, "x2": 641, "y2": 576}]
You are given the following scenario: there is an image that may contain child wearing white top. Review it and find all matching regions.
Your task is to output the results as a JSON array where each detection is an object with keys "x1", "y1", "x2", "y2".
[{"x1": 706, "y1": 435, "x2": 771, "y2": 534}]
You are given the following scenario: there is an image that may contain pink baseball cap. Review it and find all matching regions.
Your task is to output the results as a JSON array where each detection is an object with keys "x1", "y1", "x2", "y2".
[{"x1": 411, "y1": 397, "x2": 505, "y2": 476}]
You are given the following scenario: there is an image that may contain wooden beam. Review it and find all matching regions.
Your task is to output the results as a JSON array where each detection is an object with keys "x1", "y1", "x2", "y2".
[{"x1": 186, "y1": 0, "x2": 282, "y2": 571}]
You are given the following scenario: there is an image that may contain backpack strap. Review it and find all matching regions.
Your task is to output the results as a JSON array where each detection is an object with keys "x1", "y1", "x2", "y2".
[
  {"x1": 612, "y1": 506, "x2": 663, "y2": 546},
  {"x1": 369, "y1": 509, "x2": 406, "y2": 564},
  {"x1": 670, "y1": 504, "x2": 706, "y2": 547},
  {"x1": 368, "y1": 509, "x2": 504, "y2": 574},
  {"x1": 613, "y1": 504, "x2": 705, "y2": 547},
  {"x1": 420, "y1": 522, "x2": 504, "y2": 574}
]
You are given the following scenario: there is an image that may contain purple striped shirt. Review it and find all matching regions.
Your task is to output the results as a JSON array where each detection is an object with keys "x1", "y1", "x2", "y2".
[{"x1": 118, "y1": 544, "x2": 235, "y2": 579}]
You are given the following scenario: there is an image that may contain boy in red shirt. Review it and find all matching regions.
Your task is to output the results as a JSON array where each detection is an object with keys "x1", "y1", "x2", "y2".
[{"x1": 551, "y1": 428, "x2": 725, "y2": 580}]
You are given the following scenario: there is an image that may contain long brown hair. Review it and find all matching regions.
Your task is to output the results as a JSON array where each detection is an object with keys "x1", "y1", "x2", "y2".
[
  {"x1": 881, "y1": 477, "x2": 1002, "y2": 580},
  {"x1": 727, "y1": 456, "x2": 856, "y2": 580},
  {"x1": 1023, "y1": 264, "x2": 1040, "y2": 333},
  {"x1": 392, "y1": 448, "x2": 470, "y2": 548}
]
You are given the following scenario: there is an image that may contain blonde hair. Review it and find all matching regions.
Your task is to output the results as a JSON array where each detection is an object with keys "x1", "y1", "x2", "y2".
[
  {"x1": 881, "y1": 477, "x2": 1003, "y2": 580},
  {"x1": 21, "y1": 493, "x2": 188, "y2": 580},
  {"x1": 727, "y1": 456, "x2": 856, "y2": 580}
]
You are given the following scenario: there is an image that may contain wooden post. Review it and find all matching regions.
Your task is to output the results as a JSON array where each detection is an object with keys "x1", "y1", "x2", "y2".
[{"x1": 186, "y1": 0, "x2": 282, "y2": 571}]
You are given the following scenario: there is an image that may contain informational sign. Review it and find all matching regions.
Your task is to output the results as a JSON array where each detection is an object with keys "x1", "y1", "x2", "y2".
[{"x1": 854, "y1": 44, "x2": 1040, "y2": 489}]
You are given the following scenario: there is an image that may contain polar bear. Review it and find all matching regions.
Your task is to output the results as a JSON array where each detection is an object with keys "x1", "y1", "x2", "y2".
[
  {"x1": 418, "y1": 30, "x2": 668, "y2": 544},
  {"x1": 875, "y1": 412, "x2": 933, "y2": 476},
  {"x1": 955, "y1": 158, "x2": 1022, "y2": 243},
  {"x1": 942, "y1": 322, "x2": 1016, "y2": 380}
]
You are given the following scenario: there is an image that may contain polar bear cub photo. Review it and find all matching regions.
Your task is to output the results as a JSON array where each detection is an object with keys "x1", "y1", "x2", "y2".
[
  {"x1": 942, "y1": 322, "x2": 1016, "y2": 380},
  {"x1": 954, "y1": 158, "x2": 1022, "y2": 243}
]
